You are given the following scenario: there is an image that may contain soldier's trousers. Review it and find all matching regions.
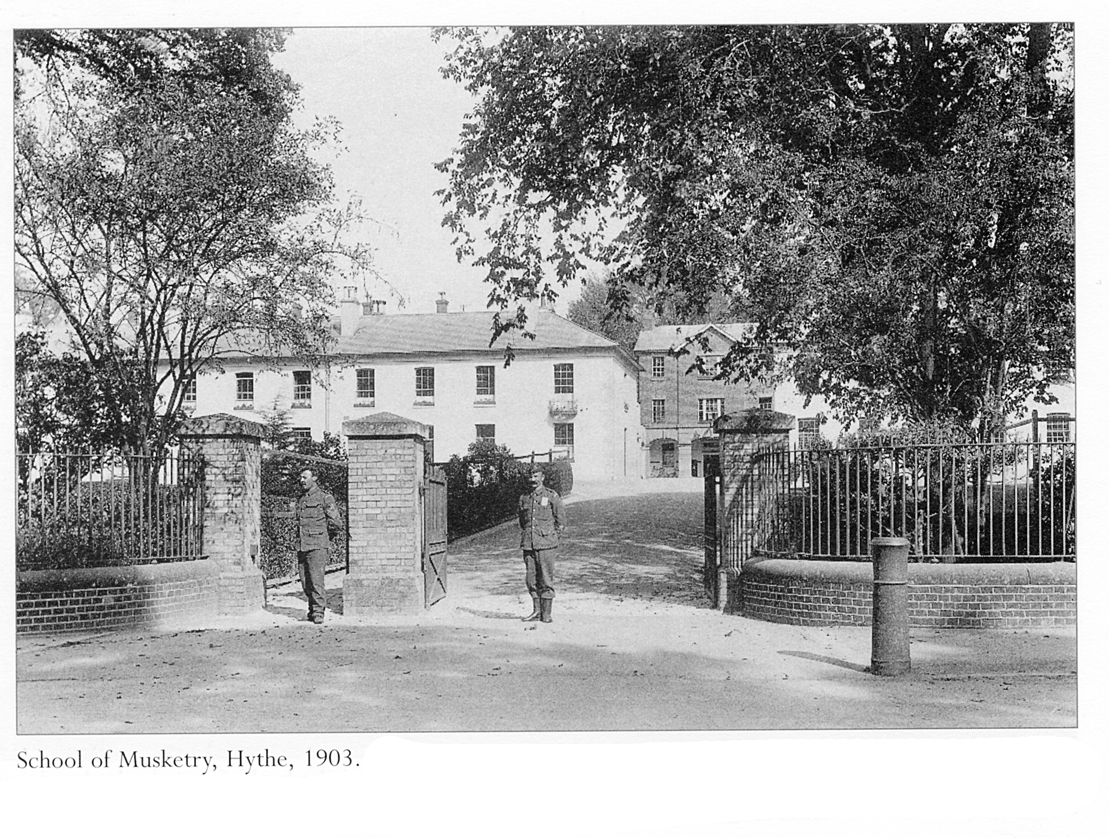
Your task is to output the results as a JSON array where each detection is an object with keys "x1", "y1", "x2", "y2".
[
  {"x1": 523, "y1": 548, "x2": 557, "y2": 600},
  {"x1": 297, "y1": 548, "x2": 328, "y2": 618}
]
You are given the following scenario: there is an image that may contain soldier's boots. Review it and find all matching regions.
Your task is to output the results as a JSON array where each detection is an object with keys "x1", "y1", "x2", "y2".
[
  {"x1": 540, "y1": 599, "x2": 553, "y2": 623},
  {"x1": 522, "y1": 597, "x2": 542, "y2": 622}
]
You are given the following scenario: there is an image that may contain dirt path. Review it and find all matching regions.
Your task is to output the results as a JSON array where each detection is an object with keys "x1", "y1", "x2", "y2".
[{"x1": 16, "y1": 482, "x2": 1076, "y2": 733}]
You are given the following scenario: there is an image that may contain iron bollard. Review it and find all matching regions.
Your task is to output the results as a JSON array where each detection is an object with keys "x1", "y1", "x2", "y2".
[{"x1": 870, "y1": 537, "x2": 911, "y2": 676}]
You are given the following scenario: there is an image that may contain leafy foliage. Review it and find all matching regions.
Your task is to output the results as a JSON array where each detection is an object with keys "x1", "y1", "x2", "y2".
[
  {"x1": 17, "y1": 462, "x2": 205, "y2": 571},
  {"x1": 436, "y1": 25, "x2": 1073, "y2": 432},
  {"x1": 442, "y1": 440, "x2": 572, "y2": 540},
  {"x1": 259, "y1": 448, "x2": 348, "y2": 581},
  {"x1": 763, "y1": 420, "x2": 1076, "y2": 562},
  {"x1": 15, "y1": 28, "x2": 375, "y2": 461}
]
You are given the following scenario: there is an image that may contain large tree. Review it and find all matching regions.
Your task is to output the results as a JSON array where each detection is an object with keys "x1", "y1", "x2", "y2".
[
  {"x1": 565, "y1": 273, "x2": 645, "y2": 352},
  {"x1": 436, "y1": 24, "x2": 1074, "y2": 432},
  {"x1": 15, "y1": 28, "x2": 374, "y2": 460}
]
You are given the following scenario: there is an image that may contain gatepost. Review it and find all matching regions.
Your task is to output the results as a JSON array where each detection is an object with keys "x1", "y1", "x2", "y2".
[
  {"x1": 179, "y1": 413, "x2": 266, "y2": 615},
  {"x1": 713, "y1": 409, "x2": 795, "y2": 611},
  {"x1": 342, "y1": 413, "x2": 430, "y2": 617}
]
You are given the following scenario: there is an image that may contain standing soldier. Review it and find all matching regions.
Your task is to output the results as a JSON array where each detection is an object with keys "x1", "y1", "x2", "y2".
[
  {"x1": 296, "y1": 468, "x2": 343, "y2": 624},
  {"x1": 518, "y1": 465, "x2": 566, "y2": 623}
]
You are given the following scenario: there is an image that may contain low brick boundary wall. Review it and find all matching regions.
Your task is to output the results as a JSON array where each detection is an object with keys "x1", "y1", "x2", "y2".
[
  {"x1": 730, "y1": 559, "x2": 1076, "y2": 628},
  {"x1": 17, "y1": 560, "x2": 221, "y2": 634}
]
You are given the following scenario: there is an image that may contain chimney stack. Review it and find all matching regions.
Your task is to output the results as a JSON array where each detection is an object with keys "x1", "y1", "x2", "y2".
[
  {"x1": 339, "y1": 289, "x2": 360, "y2": 336},
  {"x1": 436, "y1": 292, "x2": 449, "y2": 314}
]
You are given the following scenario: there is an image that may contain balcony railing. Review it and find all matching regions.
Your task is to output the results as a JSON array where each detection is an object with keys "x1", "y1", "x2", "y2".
[{"x1": 548, "y1": 398, "x2": 578, "y2": 418}]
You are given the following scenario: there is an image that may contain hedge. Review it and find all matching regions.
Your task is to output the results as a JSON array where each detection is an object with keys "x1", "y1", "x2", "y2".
[{"x1": 441, "y1": 441, "x2": 573, "y2": 541}]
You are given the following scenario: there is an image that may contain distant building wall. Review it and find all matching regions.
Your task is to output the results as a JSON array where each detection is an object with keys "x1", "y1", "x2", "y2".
[{"x1": 180, "y1": 351, "x2": 642, "y2": 481}]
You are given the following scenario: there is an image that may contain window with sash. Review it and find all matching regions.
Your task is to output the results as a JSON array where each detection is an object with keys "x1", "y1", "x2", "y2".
[
  {"x1": 476, "y1": 365, "x2": 495, "y2": 400},
  {"x1": 235, "y1": 372, "x2": 254, "y2": 403},
  {"x1": 554, "y1": 422, "x2": 575, "y2": 460},
  {"x1": 698, "y1": 398, "x2": 724, "y2": 423},
  {"x1": 554, "y1": 363, "x2": 574, "y2": 394},
  {"x1": 356, "y1": 368, "x2": 375, "y2": 401},
  {"x1": 1045, "y1": 413, "x2": 1072, "y2": 444},
  {"x1": 415, "y1": 367, "x2": 435, "y2": 401},
  {"x1": 293, "y1": 370, "x2": 312, "y2": 403},
  {"x1": 797, "y1": 417, "x2": 821, "y2": 449}
]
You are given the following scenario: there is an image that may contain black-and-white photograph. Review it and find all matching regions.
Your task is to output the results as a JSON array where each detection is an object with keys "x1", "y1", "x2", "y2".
[{"x1": 6, "y1": 9, "x2": 1103, "y2": 837}]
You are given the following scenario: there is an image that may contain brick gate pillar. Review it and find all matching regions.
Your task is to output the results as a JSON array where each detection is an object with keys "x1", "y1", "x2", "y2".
[
  {"x1": 714, "y1": 410, "x2": 795, "y2": 611},
  {"x1": 342, "y1": 413, "x2": 430, "y2": 617},
  {"x1": 179, "y1": 413, "x2": 265, "y2": 615}
]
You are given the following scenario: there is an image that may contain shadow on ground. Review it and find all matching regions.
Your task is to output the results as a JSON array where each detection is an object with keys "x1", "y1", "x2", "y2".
[
  {"x1": 16, "y1": 616, "x2": 1074, "y2": 734},
  {"x1": 450, "y1": 493, "x2": 709, "y2": 608}
]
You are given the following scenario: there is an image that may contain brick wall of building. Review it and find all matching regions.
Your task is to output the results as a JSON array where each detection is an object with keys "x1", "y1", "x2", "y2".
[
  {"x1": 16, "y1": 561, "x2": 221, "y2": 633},
  {"x1": 731, "y1": 559, "x2": 1076, "y2": 628}
]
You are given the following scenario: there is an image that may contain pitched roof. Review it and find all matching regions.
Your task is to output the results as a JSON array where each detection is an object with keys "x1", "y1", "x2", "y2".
[
  {"x1": 634, "y1": 323, "x2": 756, "y2": 353},
  {"x1": 334, "y1": 309, "x2": 619, "y2": 355},
  {"x1": 214, "y1": 310, "x2": 628, "y2": 361}
]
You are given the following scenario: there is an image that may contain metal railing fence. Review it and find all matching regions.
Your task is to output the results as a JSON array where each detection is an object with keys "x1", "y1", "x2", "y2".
[
  {"x1": 741, "y1": 440, "x2": 1075, "y2": 562},
  {"x1": 16, "y1": 449, "x2": 205, "y2": 570}
]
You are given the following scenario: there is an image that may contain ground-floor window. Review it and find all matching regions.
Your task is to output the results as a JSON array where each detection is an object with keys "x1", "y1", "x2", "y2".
[
  {"x1": 554, "y1": 422, "x2": 575, "y2": 460},
  {"x1": 797, "y1": 417, "x2": 821, "y2": 449},
  {"x1": 698, "y1": 398, "x2": 724, "y2": 423}
]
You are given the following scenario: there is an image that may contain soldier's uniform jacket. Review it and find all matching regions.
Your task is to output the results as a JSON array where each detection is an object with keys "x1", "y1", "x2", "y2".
[
  {"x1": 296, "y1": 484, "x2": 343, "y2": 552},
  {"x1": 518, "y1": 486, "x2": 565, "y2": 550}
]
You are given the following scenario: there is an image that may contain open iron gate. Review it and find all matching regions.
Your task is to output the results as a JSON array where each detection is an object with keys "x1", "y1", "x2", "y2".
[{"x1": 422, "y1": 465, "x2": 448, "y2": 607}]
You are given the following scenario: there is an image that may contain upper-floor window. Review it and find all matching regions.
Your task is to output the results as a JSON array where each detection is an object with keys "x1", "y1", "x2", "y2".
[
  {"x1": 758, "y1": 396, "x2": 773, "y2": 411},
  {"x1": 554, "y1": 363, "x2": 574, "y2": 394},
  {"x1": 293, "y1": 370, "x2": 312, "y2": 403},
  {"x1": 426, "y1": 425, "x2": 435, "y2": 462},
  {"x1": 1045, "y1": 413, "x2": 1072, "y2": 444},
  {"x1": 651, "y1": 356, "x2": 665, "y2": 378},
  {"x1": 476, "y1": 424, "x2": 496, "y2": 444},
  {"x1": 698, "y1": 397, "x2": 725, "y2": 423},
  {"x1": 797, "y1": 417, "x2": 821, "y2": 449},
  {"x1": 476, "y1": 365, "x2": 496, "y2": 399},
  {"x1": 698, "y1": 355, "x2": 722, "y2": 379},
  {"x1": 652, "y1": 399, "x2": 666, "y2": 423},
  {"x1": 356, "y1": 368, "x2": 375, "y2": 401},
  {"x1": 415, "y1": 367, "x2": 435, "y2": 401},
  {"x1": 183, "y1": 376, "x2": 197, "y2": 403},
  {"x1": 235, "y1": 372, "x2": 254, "y2": 403}
]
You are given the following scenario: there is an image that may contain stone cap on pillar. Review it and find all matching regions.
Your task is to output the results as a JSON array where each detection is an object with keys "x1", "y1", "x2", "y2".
[
  {"x1": 713, "y1": 409, "x2": 795, "y2": 435},
  {"x1": 343, "y1": 412, "x2": 429, "y2": 441},
  {"x1": 180, "y1": 412, "x2": 265, "y2": 440}
]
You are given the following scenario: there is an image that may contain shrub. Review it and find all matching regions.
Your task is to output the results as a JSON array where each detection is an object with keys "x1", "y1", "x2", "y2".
[
  {"x1": 17, "y1": 479, "x2": 203, "y2": 571},
  {"x1": 782, "y1": 420, "x2": 1077, "y2": 562},
  {"x1": 442, "y1": 440, "x2": 573, "y2": 540},
  {"x1": 259, "y1": 450, "x2": 348, "y2": 581}
]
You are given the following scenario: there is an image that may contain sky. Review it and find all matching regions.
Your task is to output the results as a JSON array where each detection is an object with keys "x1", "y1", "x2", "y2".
[{"x1": 272, "y1": 28, "x2": 515, "y2": 316}]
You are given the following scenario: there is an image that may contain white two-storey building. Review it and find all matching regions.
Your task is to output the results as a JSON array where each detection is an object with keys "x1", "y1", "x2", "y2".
[{"x1": 180, "y1": 297, "x2": 645, "y2": 482}]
